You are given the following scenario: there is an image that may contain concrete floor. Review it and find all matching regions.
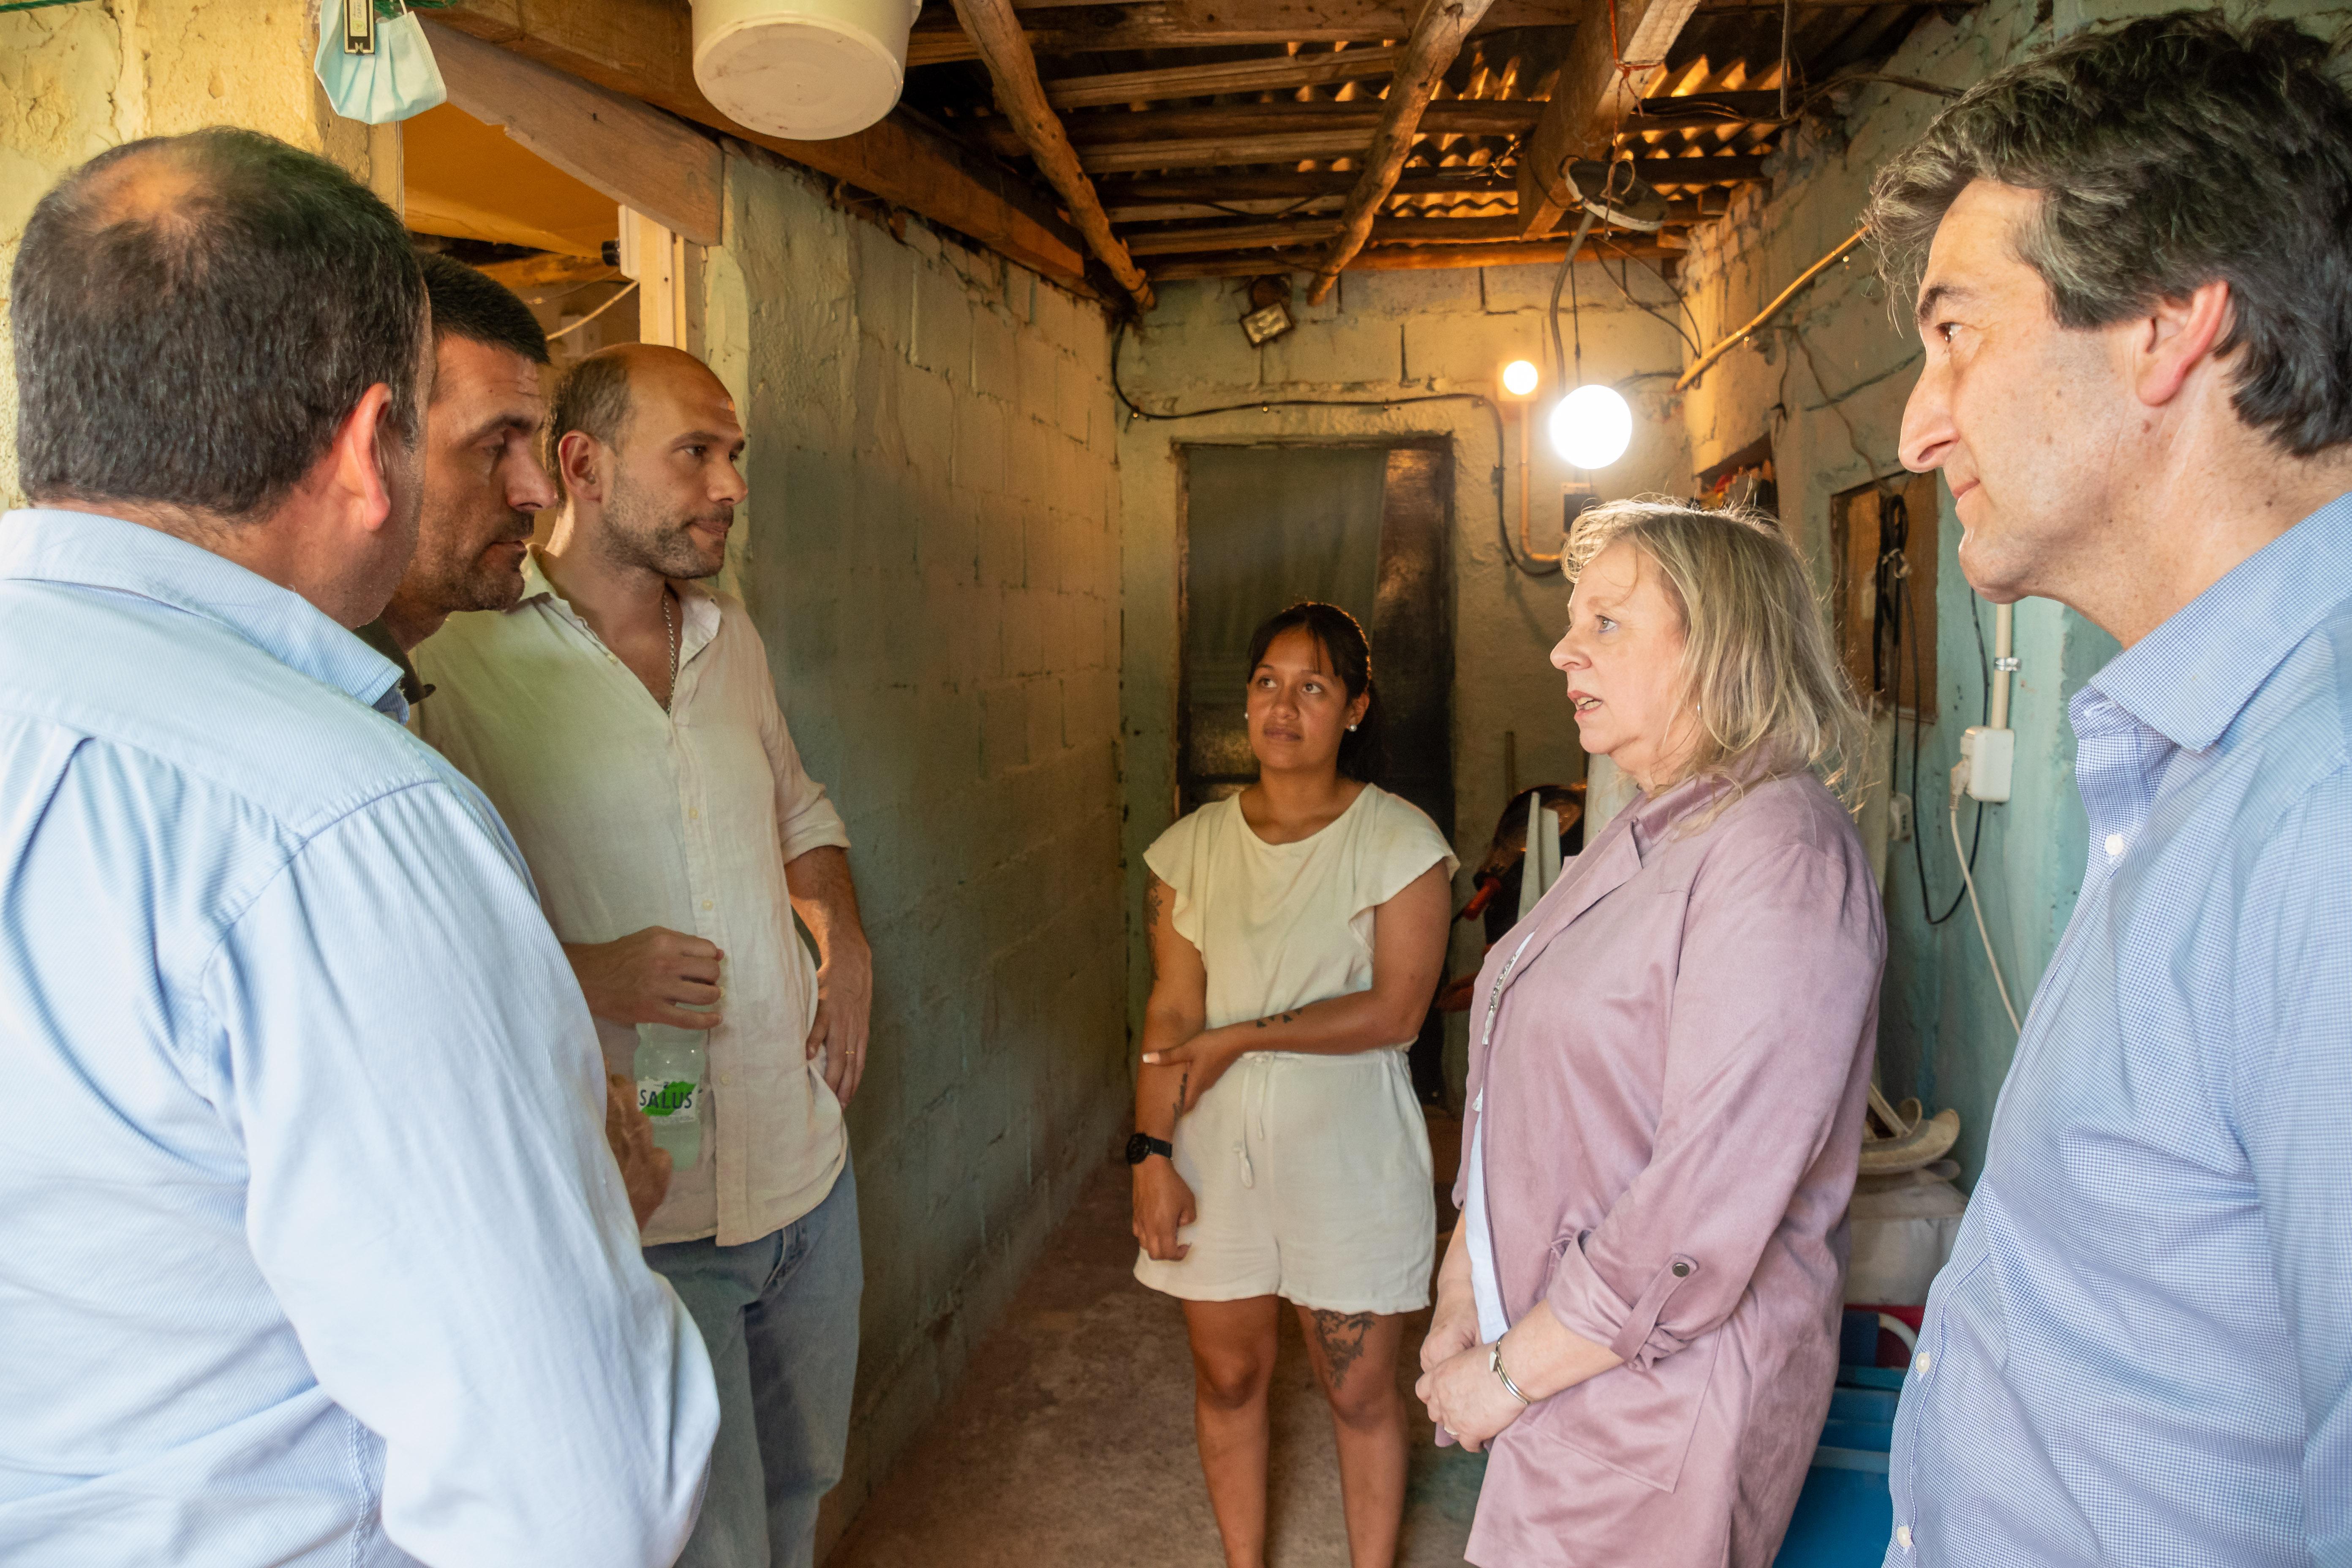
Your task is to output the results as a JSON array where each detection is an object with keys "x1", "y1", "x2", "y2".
[{"x1": 828, "y1": 1114, "x2": 1484, "y2": 1568}]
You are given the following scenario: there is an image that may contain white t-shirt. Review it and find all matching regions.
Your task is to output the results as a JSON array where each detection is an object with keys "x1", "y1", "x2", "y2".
[{"x1": 1147, "y1": 784, "x2": 1457, "y2": 1034}]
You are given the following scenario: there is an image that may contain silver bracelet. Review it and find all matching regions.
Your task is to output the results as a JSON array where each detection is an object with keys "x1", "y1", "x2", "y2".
[{"x1": 1489, "y1": 1341, "x2": 1533, "y2": 1406}]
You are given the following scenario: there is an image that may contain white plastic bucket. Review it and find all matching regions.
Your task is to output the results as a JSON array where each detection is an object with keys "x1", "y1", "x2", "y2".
[{"x1": 692, "y1": 0, "x2": 923, "y2": 142}]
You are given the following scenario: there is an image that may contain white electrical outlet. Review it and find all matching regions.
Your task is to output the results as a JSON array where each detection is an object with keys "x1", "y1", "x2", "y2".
[
  {"x1": 1962, "y1": 727, "x2": 2015, "y2": 803},
  {"x1": 1889, "y1": 792, "x2": 1914, "y2": 843}
]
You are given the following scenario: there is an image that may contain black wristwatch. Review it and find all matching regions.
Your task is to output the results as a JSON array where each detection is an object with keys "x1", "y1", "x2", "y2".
[{"x1": 1125, "y1": 1132, "x2": 1173, "y2": 1166}]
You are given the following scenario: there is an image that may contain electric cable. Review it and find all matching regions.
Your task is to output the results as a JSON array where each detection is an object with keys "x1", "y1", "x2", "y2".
[
  {"x1": 547, "y1": 280, "x2": 639, "y2": 342},
  {"x1": 1109, "y1": 320, "x2": 1557, "y2": 578},
  {"x1": 1952, "y1": 792, "x2": 2023, "y2": 1033},
  {"x1": 1591, "y1": 243, "x2": 1702, "y2": 356}
]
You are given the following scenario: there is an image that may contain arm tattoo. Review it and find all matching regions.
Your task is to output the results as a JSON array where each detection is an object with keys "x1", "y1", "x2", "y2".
[
  {"x1": 1173, "y1": 1067, "x2": 1189, "y2": 1122},
  {"x1": 1309, "y1": 1309, "x2": 1377, "y2": 1389},
  {"x1": 1143, "y1": 879, "x2": 1164, "y2": 980},
  {"x1": 1251, "y1": 1010, "x2": 1300, "y2": 1030}
]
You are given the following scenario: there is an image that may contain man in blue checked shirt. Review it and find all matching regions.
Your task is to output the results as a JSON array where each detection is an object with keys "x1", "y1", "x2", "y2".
[
  {"x1": 1864, "y1": 13, "x2": 2352, "y2": 1566},
  {"x1": 0, "y1": 130, "x2": 717, "y2": 1564}
]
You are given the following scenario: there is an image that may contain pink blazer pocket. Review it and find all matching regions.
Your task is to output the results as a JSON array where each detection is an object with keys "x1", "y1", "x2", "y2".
[{"x1": 1517, "y1": 1326, "x2": 1723, "y2": 1492}]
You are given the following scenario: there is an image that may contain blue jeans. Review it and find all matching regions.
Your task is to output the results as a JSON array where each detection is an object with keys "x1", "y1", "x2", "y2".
[{"x1": 645, "y1": 1162, "x2": 862, "y2": 1568}]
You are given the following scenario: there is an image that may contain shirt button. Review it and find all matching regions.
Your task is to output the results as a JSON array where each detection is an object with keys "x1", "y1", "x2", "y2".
[
  {"x1": 688, "y1": 808, "x2": 700, "y2": 820},
  {"x1": 1914, "y1": 1351, "x2": 1931, "y2": 1375},
  {"x1": 701, "y1": 899, "x2": 714, "y2": 911},
  {"x1": 1896, "y1": 1525, "x2": 1914, "y2": 1552},
  {"x1": 2104, "y1": 832, "x2": 2125, "y2": 858},
  {"x1": 1671, "y1": 1261, "x2": 1691, "y2": 1277}
]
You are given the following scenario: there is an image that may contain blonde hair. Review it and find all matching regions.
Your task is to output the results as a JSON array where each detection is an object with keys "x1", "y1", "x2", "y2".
[{"x1": 1564, "y1": 496, "x2": 1870, "y2": 806}]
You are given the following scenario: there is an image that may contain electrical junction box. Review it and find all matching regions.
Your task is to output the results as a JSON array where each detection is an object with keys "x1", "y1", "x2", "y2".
[{"x1": 1961, "y1": 726, "x2": 2014, "y2": 803}]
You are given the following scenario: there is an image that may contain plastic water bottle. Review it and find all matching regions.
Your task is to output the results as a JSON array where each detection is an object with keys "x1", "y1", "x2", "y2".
[{"x1": 635, "y1": 1024, "x2": 707, "y2": 1169}]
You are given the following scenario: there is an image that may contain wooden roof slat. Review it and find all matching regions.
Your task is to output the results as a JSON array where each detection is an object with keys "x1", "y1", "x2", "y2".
[
  {"x1": 1636, "y1": 88, "x2": 1784, "y2": 117},
  {"x1": 1077, "y1": 131, "x2": 1394, "y2": 170},
  {"x1": 950, "y1": 0, "x2": 1155, "y2": 308},
  {"x1": 979, "y1": 98, "x2": 1543, "y2": 154},
  {"x1": 906, "y1": 0, "x2": 1576, "y2": 65},
  {"x1": 1130, "y1": 212, "x2": 1566, "y2": 253},
  {"x1": 1045, "y1": 44, "x2": 1404, "y2": 107},
  {"x1": 1517, "y1": 0, "x2": 1704, "y2": 235},
  {"x1": 1146, "y1": 235, "x2": 1673, "y2": 278},
  {"x1": 1306, "y1": 0, "x2": 1503, "y2": 302},
  {"x1": 1105, "y1": 167, "x2": 1513, "y2": 199}
]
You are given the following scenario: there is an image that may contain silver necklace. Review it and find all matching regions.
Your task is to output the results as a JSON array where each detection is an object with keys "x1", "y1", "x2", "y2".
[{"x1": 660, "y1": 587, "x2": 678, "y2": 711}]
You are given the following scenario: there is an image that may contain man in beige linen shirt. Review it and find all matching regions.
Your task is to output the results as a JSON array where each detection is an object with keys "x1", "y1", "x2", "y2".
[{"x1": 414, "y1": 343, "x2": 873, "y2": 1568}]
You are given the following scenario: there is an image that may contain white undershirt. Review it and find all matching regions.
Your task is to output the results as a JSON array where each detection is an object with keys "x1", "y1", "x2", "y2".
[{"x1": 1466, "y1": 1091, "x2": 1510, "y2": 1342}]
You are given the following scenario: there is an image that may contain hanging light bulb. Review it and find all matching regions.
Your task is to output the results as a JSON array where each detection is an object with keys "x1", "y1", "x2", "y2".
[
  {"x1": 1501, "y1": 359, "x2": 1540, "y2": 398},
  {"x1": 1549, "y1": 384, "x2": 1633, "y2": 470}
]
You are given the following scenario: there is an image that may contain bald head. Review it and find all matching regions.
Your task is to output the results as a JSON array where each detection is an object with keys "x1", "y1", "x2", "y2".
[
  {"x1": 546, "y1": 344, "x2": 746, "y2": 581},
  {"x1": 10, "y1": 126, "x2": 427, "y2": 520},
  {"x1": 546, "y1": 344, "x2": 729, "y2": 498}
]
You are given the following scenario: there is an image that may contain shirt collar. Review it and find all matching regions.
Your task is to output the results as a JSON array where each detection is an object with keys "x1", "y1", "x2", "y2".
[
  {"x1": 2088, "y1": 491, "x2": 2352, "y2": 752},
  {"x1": 353, "y1": 618, "x2": 434, "y2": 707},
  {"x1": 0, "y1": 508, "x2": 407, "y2": 718},
  {"x1": 1625, "y1": 771, "x2": 1740, "y2": 857}
]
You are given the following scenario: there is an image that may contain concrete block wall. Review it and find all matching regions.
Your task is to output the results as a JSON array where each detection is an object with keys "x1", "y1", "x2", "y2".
[
  {"x1": 715, "y1": 152, "x2": 1128, "y2": 1557},
  {"x1": 1115, "y1": 266, "x2": 1690, "y2": 1093}
]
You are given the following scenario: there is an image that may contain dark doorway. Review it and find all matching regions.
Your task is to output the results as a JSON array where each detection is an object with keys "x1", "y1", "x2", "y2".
[{"x1": 1177, "y1": 442, "x2": 1456, "y2": 841}]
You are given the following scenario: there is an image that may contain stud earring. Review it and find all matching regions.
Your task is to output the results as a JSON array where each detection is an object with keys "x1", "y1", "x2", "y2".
[{"x1": 1347, "y1": 723, "x2": 1358, "y2": 732}]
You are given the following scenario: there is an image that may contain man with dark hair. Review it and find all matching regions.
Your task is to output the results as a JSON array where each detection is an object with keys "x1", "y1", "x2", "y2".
[
  {"x1": 1865, "y1": 13, "x2": 2352, "y2": 1565},
  {"x1": 0, "y1": 130, "x2": 716, "y2": 1565},
  {"x1": 415, "y1": 342, "x2": 873, "y2": 1568},
  {"x1": 352, "y1": 251, "x2": 673, "y2": 1226},
  {"x1": 362, "y1": 254, "x2": 555, "y2": 673}
]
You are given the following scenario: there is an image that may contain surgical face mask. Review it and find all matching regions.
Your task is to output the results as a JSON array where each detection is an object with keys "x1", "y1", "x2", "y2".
[{"x1": 313, "y1": 0, "x2": 448, "y2": 125}]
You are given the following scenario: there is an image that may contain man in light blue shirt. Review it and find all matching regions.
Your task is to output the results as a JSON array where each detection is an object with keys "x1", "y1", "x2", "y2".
[
  {"x1": 0, "y1": 130, "x2": 717, "y2": 1565},
  {"x1": 1865, "y1": 12, "x2": 2352, "y2": 1565}
]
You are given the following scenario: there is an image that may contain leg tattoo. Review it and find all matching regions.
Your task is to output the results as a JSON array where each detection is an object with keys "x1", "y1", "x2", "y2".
[{"x1": 1309, "y1": 1309, "x2": 1376, "y2": 1389}]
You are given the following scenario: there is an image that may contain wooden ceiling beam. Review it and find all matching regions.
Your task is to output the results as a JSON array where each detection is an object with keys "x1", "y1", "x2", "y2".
[
  {"x1": 1045, "y1": 44, "x2": 1404, "y2": 108},
  {"x1": 950, "y1": 0, "x2": 1154, "y2": 308},
  {"x1": 1516, "y1": 0, "x2": 1704, "y2": 235},
  {"x1": 426, "y1": 21, "x2": 724, "y2": 246},
  {"x1": 1307, "y1": 0, "x2": 1502, "y2": 302},
  {"x1": 431, "y1": 0, "x2": 1094, "y2": 293},
  {"x1": 907, "y1": 0, "x2": 1575, "y2": 65},
  {"x1": 1146, "y1": 235, "x2": 1671, "y2": 279}
]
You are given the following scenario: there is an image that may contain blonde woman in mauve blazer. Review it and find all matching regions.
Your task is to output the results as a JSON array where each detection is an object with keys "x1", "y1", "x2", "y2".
[{"x1": 1417, "y1": 499, "x2": 1886, "y2": 1568}]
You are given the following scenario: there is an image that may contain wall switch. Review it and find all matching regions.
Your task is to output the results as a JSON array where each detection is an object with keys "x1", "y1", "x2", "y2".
[
  {"x1": 1888, "y1": 792, "x2": 1914, "y2": 843},
  {"x1": 1961, "y1": 726, "x2": 2014, "y2": 803}
]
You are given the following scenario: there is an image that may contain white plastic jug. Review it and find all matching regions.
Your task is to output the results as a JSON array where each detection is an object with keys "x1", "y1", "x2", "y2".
[{"x1": 693, "y1": 0, "x2": 924, "y2": 141}]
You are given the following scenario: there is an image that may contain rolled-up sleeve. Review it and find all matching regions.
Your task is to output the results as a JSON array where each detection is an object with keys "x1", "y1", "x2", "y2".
[
  {"x1": 204, "y1": 781, "x2": 719, "y2": 1568},
  {"x1": 1544, "y1": 837, "x2": 1881, "y2": 1369},
  {"x1": 753, "y1": 670, "x2": 849, "y2": 866}
]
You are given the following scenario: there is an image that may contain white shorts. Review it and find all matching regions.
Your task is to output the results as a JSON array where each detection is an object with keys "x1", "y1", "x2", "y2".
[{"x1": 1135, "y1": 1048, "x2": 1435, "y2": 1315}]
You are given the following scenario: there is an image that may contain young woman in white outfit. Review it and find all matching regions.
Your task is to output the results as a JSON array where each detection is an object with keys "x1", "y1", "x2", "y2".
[{"x1": 1131, "y1": 602, "x2": 1456, "y2": 1568}]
